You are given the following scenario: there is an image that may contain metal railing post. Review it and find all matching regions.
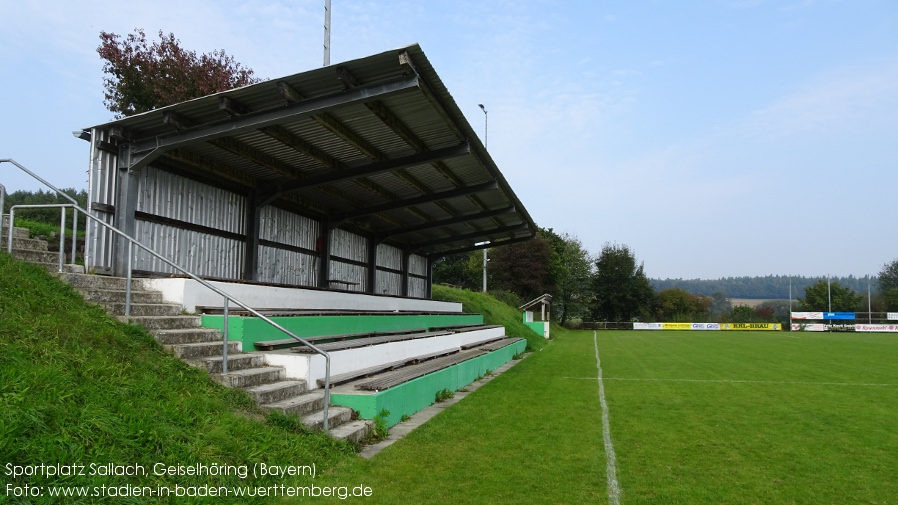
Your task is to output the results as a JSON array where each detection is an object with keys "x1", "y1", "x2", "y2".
[
  {"x1": 125, "y1": 241, "x2": 133, "y2": 318},
  {"x1": 71, "y1": 208, "x2": 78, "y2": 264},
  {"x1": 323, "y1": 356, "x2": 331, "y2": 432},
  {"x1": 7, "y1": 207, "x2": 15, "y2": 253},
  {"x1": 58, "y1": 207, "x2": 66, "y2": 272},
  {"x1": 0, "y1": 182, "x2": 6, "y2": 246},
  {"x1": 222, "y1": 297, "x2": 229, "y2": 375}
]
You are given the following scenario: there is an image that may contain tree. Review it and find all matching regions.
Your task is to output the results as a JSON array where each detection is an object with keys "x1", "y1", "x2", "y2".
[
  {"x1": 98, "y1": 29, "x2": 260, "y2": 117},
  {"x1": 798, "y1": 280, "x2": 863, "y2": 312},
  {"x1": 542, "y1": 229, "x2": 592, "y2": 324},
  {"x1": 708, "y1": 291, "x2": 732, "y2": 321},
  {"x1": 590, "y1": 243, "x2": 654, "y2": 322},
  {"x1": 488, "y1": 233, "x2": 555, "y2": 303},
  {"x1": 655, "y1": 288, "x2": 711, "y2": 322},
  {"x1": 878, "y1": 259, "x2": 898, "y2": 311},
  {"x1": 431, "y1": 251, "x2": 481, "y2": 290}
]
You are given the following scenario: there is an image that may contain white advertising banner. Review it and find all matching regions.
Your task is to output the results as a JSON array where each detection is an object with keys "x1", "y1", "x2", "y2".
[
  {"x1": 634, "y1": 322, "x2": 663, "y2": 330},
  {"x1": 856, "y1": 324, "x2": 898, "y2": 333},
  {"x1": 791, "y1": 323, "x2": 828, "y2": 332},
  {"x1": 691, "y1": 323, "x2": 720, "y2": 330},
  {"x1": 888, "y1": 313, "x2": 898, "y2": 321},
  {"x1": 791, "y1": 312, "x2": 823, "y2": 320}
]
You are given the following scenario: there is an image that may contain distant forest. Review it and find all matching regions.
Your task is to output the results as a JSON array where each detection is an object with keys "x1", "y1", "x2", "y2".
[{"x1": 650, "y1": 275, "x2": 877, "y2": 300}]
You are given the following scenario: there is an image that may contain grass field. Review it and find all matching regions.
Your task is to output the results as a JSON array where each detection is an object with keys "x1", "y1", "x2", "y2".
[
  {"x1": 314, "y1": 329, "x2": 898, "y2": 504},
  {"x1": 598, "y1": 330, "x2": 898, "y2": 504},
  {"x1": 4, "y1": 253, "x2": 896, "y2": 504}
]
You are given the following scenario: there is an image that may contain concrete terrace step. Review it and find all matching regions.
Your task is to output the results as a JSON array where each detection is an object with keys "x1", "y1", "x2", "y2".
[
  {"x1": 116, "y1": 315, "x2": 201, "y2": 330},
  {"x1": 77, "y1": 288, "x2": 164, "y2": 304},
  {"x1": 245, "y1": 380, "x2": 308, "y2": 404},
  {"x1": 165, "y1": 341, "x2": 240, "y2": 359},
  {"x1": 212, "y1": 367, "x2": 287, "y2": 388},
  {"x1": 33, "y1": 262, "x2": 85, "y2": 274},
  {"x1": 1, "y1": 225, "x2": 31, "y2": 240},
  {"x1": 5, "y1": 236, "x2": 49, "y2": 251},
  {"x1": 58, "y1": 272, "x2": 143, "y2": 291},
  {"x1": 11, "y1": 249, "x2": 70, "y2": 264},
  {"x1": 100, "y1": 302, "x2": 183, "y2": 317},
  {"x1": 188, "y1": 353, "x2": 266, "y2": 374},
  {"x1": 329, "y1": 419, "x2": 374, "y2": 444},
  {"x1": 152, "y1": 328, "x2": 224, "y2": 345},
  {"x1": 303, "y1": 406, "x2": 353, "y2": 432},
  {"x1": 263, "y1": 391, "x2": 326, "y2": 417}
]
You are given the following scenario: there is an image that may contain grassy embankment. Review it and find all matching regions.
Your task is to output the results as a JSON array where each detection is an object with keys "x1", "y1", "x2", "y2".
[
  {"x1": 431, "y1": 284, "x2": 548, "y2": 352},
  {"x1": 0, "y1": 253, "x2": 353, "y2": 504}
]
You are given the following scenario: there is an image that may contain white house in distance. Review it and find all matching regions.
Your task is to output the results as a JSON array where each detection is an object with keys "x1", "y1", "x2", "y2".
[{"x1": 520, "y1": 294, "x2": 552, "y2": 339}]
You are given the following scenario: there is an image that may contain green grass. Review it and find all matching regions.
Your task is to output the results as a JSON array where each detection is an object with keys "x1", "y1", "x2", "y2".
[
  {"x1": 10, "y1": 252, "x2": 886, "y2": 504},
  {"x1": 301, "y1": 328, "x2": 898, "y2": 504},
  {"x1": 432, "y1": 285, "x2": 548, "y2": 352},
  {"x1": 0, "y1": 252, "x2": 356, "y2": 504},
  {"x1": 309, "y1": 324, "x2": 605, "y2": 504},
  {"x1": 597, "y1": 330, "x2": 898, "y2": 504}
]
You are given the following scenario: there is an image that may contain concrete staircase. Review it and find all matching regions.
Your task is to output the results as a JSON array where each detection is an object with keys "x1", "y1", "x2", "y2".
[
  {"x1": 2, "y1": 221, "x2": 84, "y2": 273},
  {"x1": 2, "y1": 222, "x2": 371, "y2": 444}
]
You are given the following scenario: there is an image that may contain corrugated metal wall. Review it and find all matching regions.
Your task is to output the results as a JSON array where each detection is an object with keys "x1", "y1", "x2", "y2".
[
  {"x1": 137, "y1": 166, "x2": 245, "y2": 233},
  {"x1": 258, "y1": 245, "x2": 318, "y2": 286},
  {"x1": 376, "y1": 244, "x2": 402, "y2": 296},
  {"x1": 86, "y1": 128, "x2": 119, "y2": 271},
  {"x1": 86, "y1": 150, "x2": 427, "y2": 297},
  {"x1": 408, "y1": 254, "x2": 428, "y2": 298},
  {"x1": 329, "y1": 228, "x2": 367, "y2": 292},
  {"x1": 133, "y1": 221, "x2": 244, "y2": 278},
  {"x1": 258, "y1": 206, "x2": 318, "y2": 286}
]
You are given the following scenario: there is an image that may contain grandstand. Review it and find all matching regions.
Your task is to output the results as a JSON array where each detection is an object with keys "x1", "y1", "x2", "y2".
[{"x1": 2, "y1": 44, "x2": 535, "y2": 441}]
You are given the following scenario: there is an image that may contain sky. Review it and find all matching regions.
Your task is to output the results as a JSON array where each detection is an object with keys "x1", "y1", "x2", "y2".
[{"x1": 2, "y1": 0, "x2": 896, "y2": 280}]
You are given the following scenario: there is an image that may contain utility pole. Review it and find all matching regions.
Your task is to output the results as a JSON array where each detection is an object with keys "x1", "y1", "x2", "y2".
[
  {"x1": 323, "y1": 0, "x2": 331, "y2": 66},
  {"x1": 478, "y1": 104, "x2": 488, "y2": 293}
]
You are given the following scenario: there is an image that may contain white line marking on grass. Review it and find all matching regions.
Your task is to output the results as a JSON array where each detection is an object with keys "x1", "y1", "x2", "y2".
[
  {"x1": 562, "y1": 377, "x2": 898, "y2": 387},
  {"x1": 594, "y1": 331, "x2": 621, "y2": 505}
]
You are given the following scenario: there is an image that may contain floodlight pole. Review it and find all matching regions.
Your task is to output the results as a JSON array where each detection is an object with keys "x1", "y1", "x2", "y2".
[
  {"x1": 323, "y1": 0, "x2": 331, "y2": 66},
  {"x1": 479, "y1": 104, "x2": 488, "y2": 293}
]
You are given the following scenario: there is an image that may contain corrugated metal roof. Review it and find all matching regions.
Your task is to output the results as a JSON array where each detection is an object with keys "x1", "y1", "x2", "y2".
[{"x1": 85, "y1": 44, "x2": 536, "y2": 257}]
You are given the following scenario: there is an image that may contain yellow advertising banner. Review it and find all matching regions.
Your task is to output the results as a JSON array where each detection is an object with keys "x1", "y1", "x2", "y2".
[
  {"x1": 661, "y1": 322, "x2": 693, "y2": 330},
  {"x1": 720, "y1": 323, "x2": 781, "y2": 331}
]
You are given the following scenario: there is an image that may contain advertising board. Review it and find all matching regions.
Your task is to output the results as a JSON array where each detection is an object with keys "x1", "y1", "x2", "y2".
[
  {"x1": 856, "y1": 324, "x2": 898, "y2": 333},
  {"x1": 721, "y1": 323, "x2": 781, "y2": 331}
]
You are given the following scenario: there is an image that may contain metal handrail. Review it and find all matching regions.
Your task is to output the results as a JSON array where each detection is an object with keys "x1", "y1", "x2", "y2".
[{"x1": 2, "y1": 159, "x2": 332, "y2": 432}]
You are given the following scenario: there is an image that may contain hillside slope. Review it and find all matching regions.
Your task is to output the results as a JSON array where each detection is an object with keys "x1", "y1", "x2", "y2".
[
  {"x1": 431, "y1": 285, "x2": 549, "y2": 352},
  {"x1": 0, "y1": 253, "x2": 354, "y2": 504}
]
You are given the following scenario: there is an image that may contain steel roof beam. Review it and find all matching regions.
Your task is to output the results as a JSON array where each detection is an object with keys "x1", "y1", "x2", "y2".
[
  {"x1": 257, "y1": 141, "x2": 470, "y2": 204},
  {"x1": 380, "y1": 206, "x2": 515, "y2": 241},
  {"x1": 427, "y1": 234, "x2": 536, "y2": 260},
  {"x1": 410, "y1": 223, "x2": 530, "y2": 251},
  {"x1": 126, "y1": 75, "x2": 421, "y2": 171},
  {"x1": 334, "y1": 180, "x2": 496, "y2": 223}
]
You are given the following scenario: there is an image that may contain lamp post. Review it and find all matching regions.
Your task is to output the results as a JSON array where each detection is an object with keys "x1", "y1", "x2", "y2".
[{"x1": 478, "y1": 104, "x2": 488, "y2": 292}]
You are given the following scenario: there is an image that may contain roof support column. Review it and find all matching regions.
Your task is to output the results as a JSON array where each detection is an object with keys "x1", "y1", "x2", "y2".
[
  {"x1": 366, "y1": 235, "x2": 377, "y2": 294},
  {"x1": 426, "y1": 257, "x2": 434, "y2": 299},
  {"x1": 317, "y1": 217, "x2": 332, "y2": 288},
  {"x1": 243, "y1": 192, "x2": 261, "y2": 281},
  {"x1": 401, "y1": 250, "x2": 411, "y2": 297},
  {"x1": 113, "y1": 145, "x2": 139, "y2": 277}
]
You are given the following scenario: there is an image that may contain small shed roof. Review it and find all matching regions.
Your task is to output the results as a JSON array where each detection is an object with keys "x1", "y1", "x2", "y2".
[
  {"x1": 84, "y1": 44, "x2": 536, "y2": 258},
  {"x1": 520, "y1": 293, "x2": 553, "y2": 311}
]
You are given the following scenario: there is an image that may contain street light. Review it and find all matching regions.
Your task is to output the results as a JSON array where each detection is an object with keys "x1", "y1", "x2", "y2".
[
  {"x1": 478, "y1": 104, "x2": 488, "y2": 149},
  {"x1": 478, "y1": 104, "x2": 488, "y2": 292}
]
